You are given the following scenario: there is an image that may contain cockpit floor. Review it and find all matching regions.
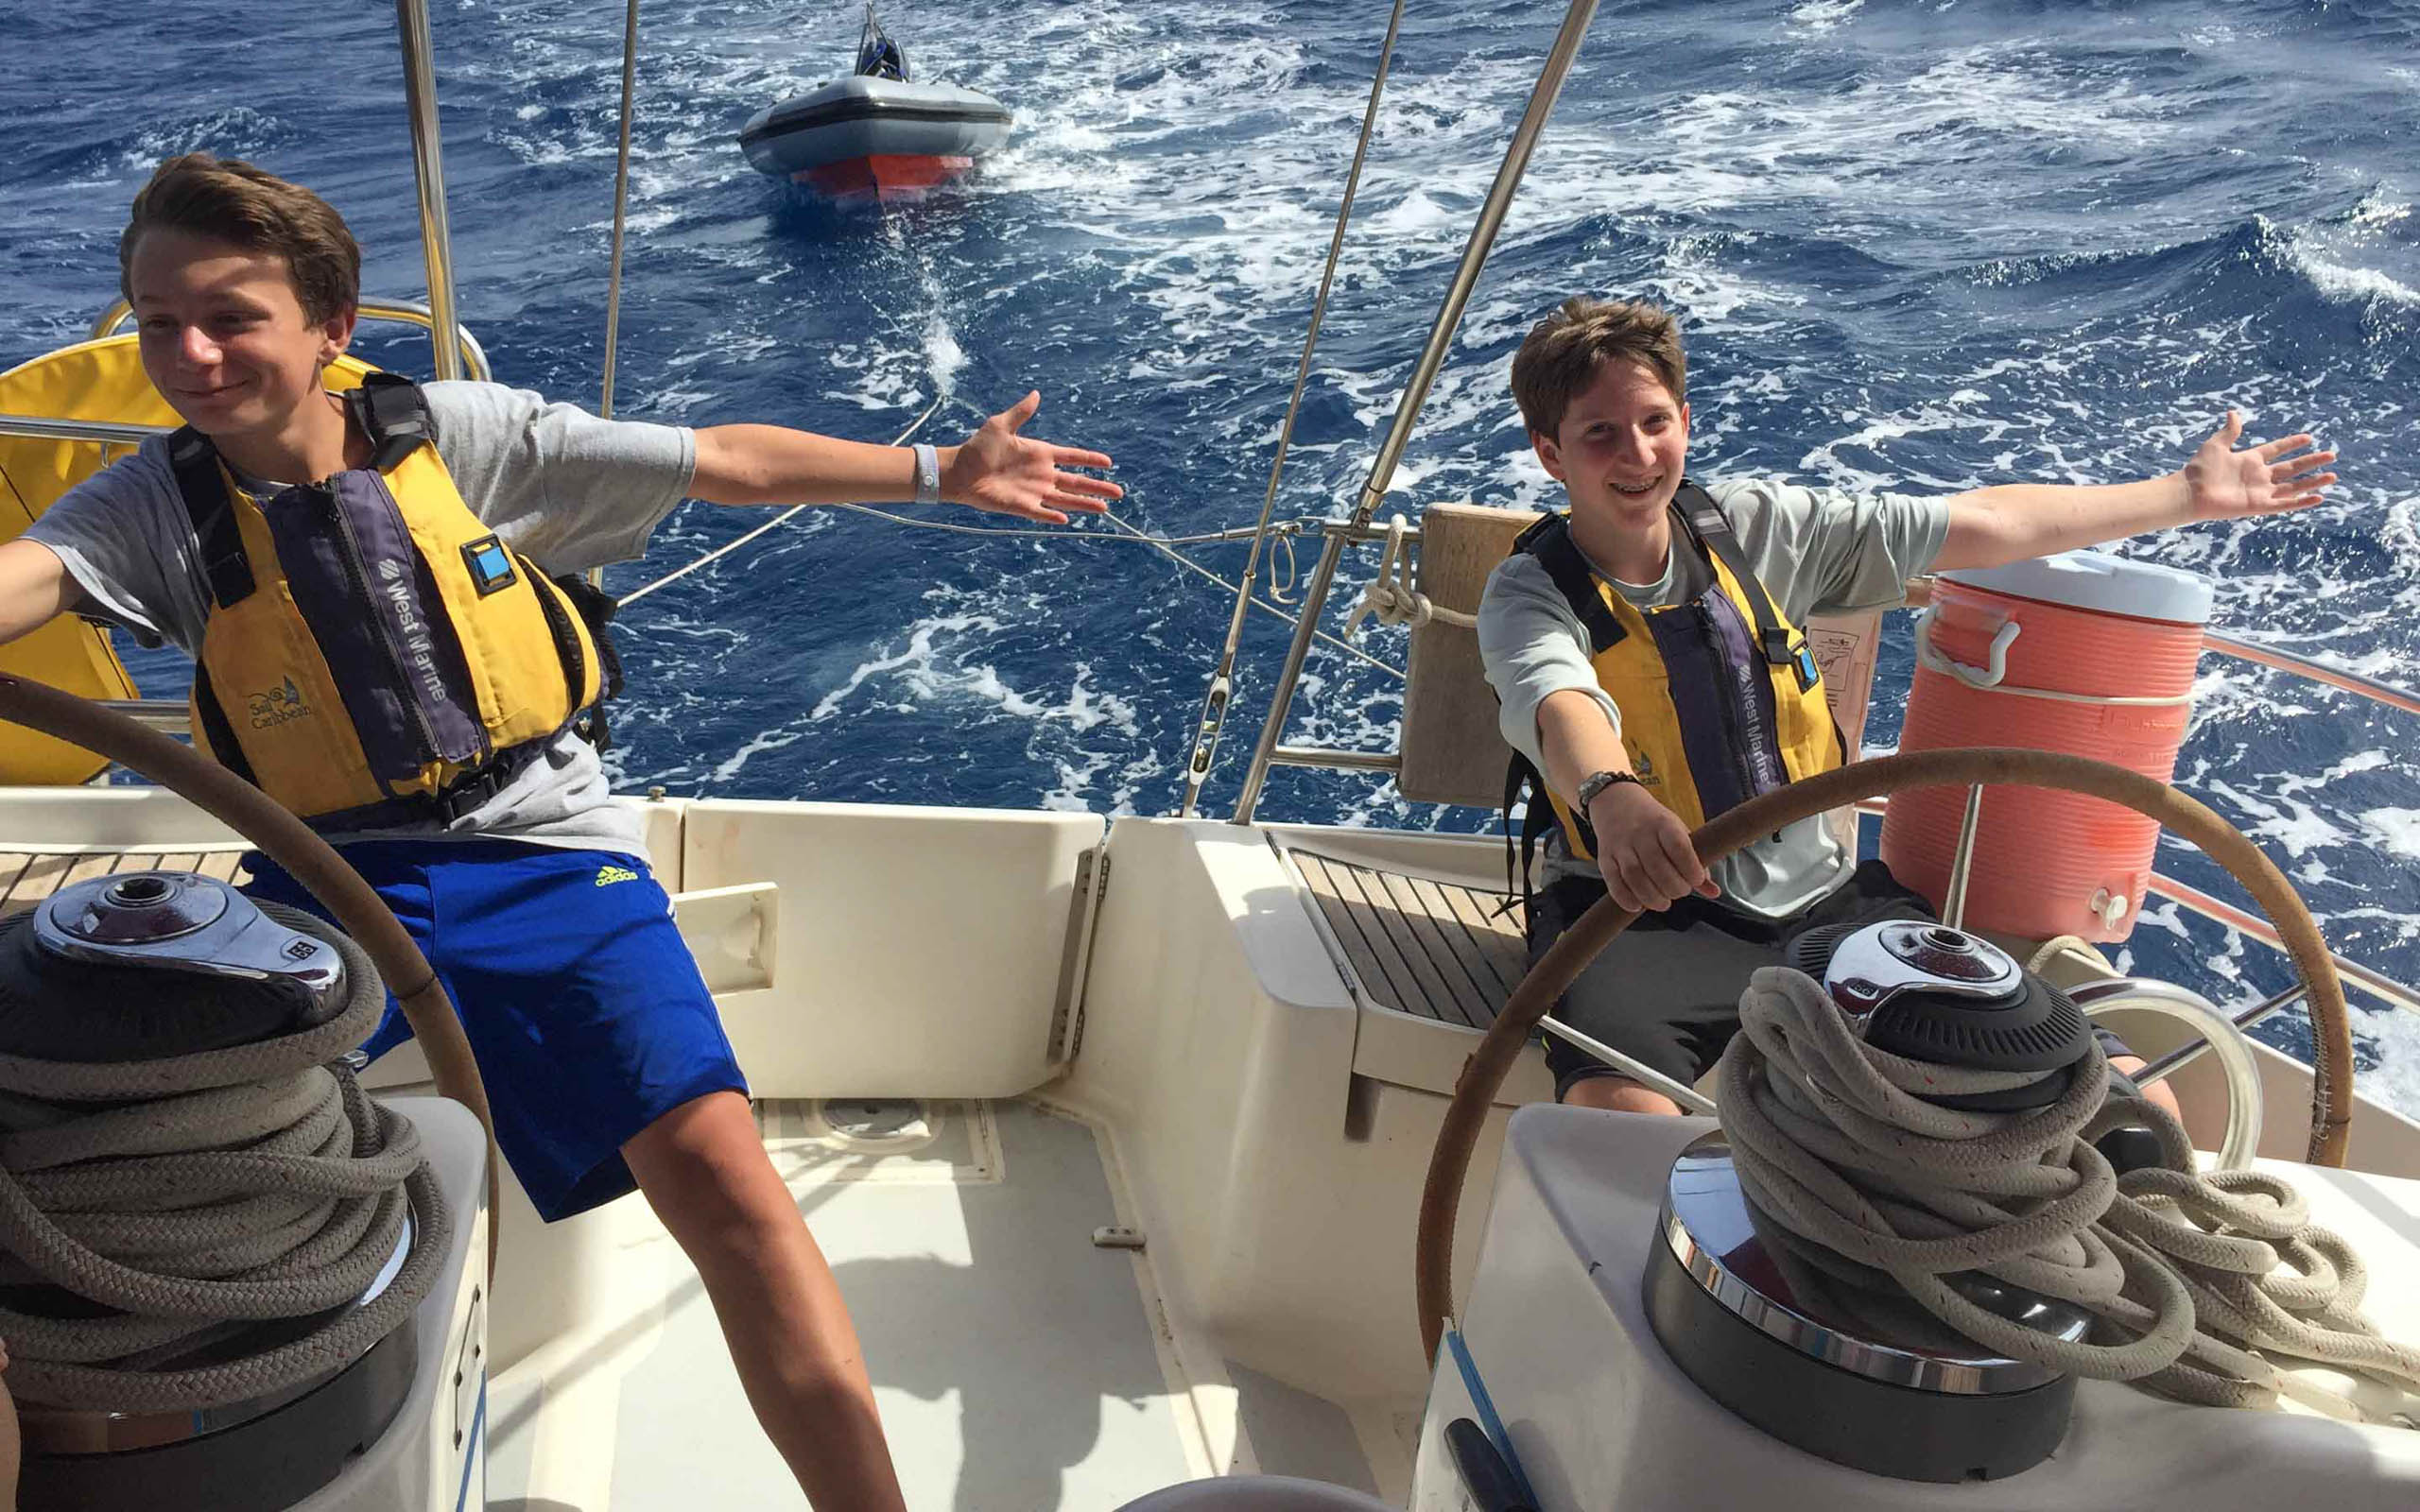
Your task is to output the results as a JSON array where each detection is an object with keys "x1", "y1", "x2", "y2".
[{"x1": 484, "y1": 1097, "x2": 1206, "y2": 1509}]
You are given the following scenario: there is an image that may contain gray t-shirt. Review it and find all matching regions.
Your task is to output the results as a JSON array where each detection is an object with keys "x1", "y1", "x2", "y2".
[
  {"x1": 26, "y1": 381, "x2": 695, "y2": 862},
  {"x1": 1478, "y1": 476, "x2": 1948, "y2": 919}
]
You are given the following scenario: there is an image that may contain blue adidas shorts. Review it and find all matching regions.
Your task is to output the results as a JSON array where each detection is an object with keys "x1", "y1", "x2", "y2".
[{"x1": 243, "y1": 838, "x2": 749, "y2": 1222}]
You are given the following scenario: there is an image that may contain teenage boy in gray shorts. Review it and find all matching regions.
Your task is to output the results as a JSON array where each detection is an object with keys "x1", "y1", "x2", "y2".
[{"x1": 1480, "y1": 297, "x2": 2332, "y2": 1115}]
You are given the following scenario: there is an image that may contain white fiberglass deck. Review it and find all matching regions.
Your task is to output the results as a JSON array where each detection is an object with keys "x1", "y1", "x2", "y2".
[{"x1": 482, "y1": 1098, "x2": 1215, "y2": 1509}]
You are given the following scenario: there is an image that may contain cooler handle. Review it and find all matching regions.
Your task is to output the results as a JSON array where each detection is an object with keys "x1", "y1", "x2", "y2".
[
  {"x1": 1913, "y1": 606, "x2": 2021, "y2": 689},
  {"x1": 1913, "y1": 609, "x2": 2193, "y2": 708}
]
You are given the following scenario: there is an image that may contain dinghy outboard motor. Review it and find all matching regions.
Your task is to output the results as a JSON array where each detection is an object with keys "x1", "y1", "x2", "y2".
[
  {"x1": 1641, "y1": 920, "x2": 2104, "y2": 1483},
  {"x1": 0, "y1": 871, "x2": 452, "y2": 1511}
]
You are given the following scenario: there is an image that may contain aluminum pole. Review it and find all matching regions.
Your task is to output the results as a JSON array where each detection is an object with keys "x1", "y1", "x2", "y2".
[
  {"x1": 1231, "y1": 0, "x2": 1602, "y2": 823},
  {"x1": 1177, "y1": 0, "x2": 1409, "y2": 818},
  {"x1": 395, "y1": 0, "x2": 464, "y2": 382},
  {"x1": 600, "y1": 0, "x2": 641, "y2": 420}
]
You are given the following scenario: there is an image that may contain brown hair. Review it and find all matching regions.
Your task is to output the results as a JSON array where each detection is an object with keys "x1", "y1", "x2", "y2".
[
  {"x1": 1509, "y1": 297, "x2": 1685, "y2": 439},
  {"x1": 118, "y1": 153, "x2": 361, "y2": 324}
]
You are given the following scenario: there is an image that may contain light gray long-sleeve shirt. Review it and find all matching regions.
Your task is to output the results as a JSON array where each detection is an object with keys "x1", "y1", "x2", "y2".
[
  {"x1": 1477, "y1": 475, "x2": 1948, "y2": 919},
  {"x1": 26, "y1": 381, "x2": 695, "y2": 863}
]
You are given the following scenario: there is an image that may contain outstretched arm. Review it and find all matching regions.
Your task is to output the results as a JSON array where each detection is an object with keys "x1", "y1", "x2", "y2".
[
  {"x1": 1935, "y1": 411, "x2": 2335, "y2": 573},
  {"x1": 687, "y1": 390, "x2": 1121, "y2": 524}
]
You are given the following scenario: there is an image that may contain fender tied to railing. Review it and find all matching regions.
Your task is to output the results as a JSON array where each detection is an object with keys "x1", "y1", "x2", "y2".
[{"x1": 1413, "y1": 747, "x2": 2353, "y2": 1363}]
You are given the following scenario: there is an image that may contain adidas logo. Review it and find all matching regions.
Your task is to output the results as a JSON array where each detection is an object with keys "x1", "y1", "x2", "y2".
[{"x1": 595, "y1": 864, "x2": 639, "y2": 886}]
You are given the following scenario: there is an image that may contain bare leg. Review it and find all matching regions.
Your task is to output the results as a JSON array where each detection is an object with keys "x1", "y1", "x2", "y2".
[
  {"x1": 1561, "y1": 1075, "x2": 1685, "y2": 1116},
  {"x1": 622, "y1": 1091, "x2": 906, "y2": 1512},
  {"x1": 2109, "y1": 1054, "x2": 2185, "y2": 1123}
]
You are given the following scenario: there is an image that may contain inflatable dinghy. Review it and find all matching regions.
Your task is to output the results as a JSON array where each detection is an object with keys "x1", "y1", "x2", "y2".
[{"x1": 739, "y1": 6, "x2": 1011, "y2": 202}]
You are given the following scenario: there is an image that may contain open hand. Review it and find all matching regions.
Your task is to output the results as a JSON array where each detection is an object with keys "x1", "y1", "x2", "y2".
[
  {"x1": 943, "y1": 391, "x2": 1123, "y2": 524},
  {"x1": 1588, "y1": 782, "x2": 1718, "y2": 913},
  {"x1": 2182, "y1": 411, "x2": 2337, "y2": 522}
]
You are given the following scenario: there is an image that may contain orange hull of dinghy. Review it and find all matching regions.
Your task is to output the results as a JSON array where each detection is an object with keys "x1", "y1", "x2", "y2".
[{"x1": 798, "y1": 153, "x2": 975, "y2": 203}]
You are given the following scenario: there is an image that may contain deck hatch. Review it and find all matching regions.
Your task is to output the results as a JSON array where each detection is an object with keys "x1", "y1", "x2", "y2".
[{"x1": 1283, "y1": 847, "x2": 1529, "y2": 1030}]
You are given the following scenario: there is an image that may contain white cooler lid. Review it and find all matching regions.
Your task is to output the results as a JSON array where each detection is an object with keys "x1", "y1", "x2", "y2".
[{"x1": 1939, "y1": 548, "x2": 2215, "y2": 626}]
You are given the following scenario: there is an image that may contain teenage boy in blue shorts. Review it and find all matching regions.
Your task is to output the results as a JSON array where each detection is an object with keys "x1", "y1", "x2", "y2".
[{"x1": 0, "y1": 152, "x2": 1125, "y2": 1511}]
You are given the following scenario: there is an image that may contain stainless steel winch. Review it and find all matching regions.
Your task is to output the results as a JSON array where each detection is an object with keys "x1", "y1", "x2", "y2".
[{"x1": 1640, "y1": 919, "x2": 2105, "y2": 1483}]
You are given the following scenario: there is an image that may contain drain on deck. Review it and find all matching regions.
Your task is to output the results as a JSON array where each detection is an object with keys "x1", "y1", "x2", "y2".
[
  {"x1": 753, "y1": 1097, "x2": 1004, "y2": 1184},
  {"x1": 817, "y1": 1098, "x2": 933, "y2": 1147}
]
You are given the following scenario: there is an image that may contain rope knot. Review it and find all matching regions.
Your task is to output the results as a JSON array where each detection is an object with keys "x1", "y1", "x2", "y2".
[{"x1": 1343, "y1": 513, "x2": 1477, "y2": 639}]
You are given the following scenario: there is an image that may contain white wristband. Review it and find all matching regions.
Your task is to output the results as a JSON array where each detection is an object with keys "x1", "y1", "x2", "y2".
[{"x1": 911, "y1": 442, "x2": 941, "y2": 506}]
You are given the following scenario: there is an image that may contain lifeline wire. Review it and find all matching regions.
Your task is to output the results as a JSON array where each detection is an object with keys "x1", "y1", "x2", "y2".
[
  {"x1": 622, "y1": 445, "x2": 1400, "y2": 677},
  {"x1": 1177, "y1": 0, "x2": 1413, "y2": 816},
  {"x1": 1097, "y1": 509, "x2": 1403, "y2": 679},
  {"x1": 619, "y1": 396, "x2": 945, "y2": 605}
]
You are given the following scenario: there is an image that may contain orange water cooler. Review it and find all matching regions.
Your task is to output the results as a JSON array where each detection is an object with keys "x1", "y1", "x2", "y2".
[{"x1": 1879, "y1": 551, "x2": 2215, "y2": 943}]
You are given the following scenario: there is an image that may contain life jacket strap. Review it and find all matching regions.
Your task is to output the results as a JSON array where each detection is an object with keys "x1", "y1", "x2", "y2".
[
  {"x1": 1512, "y1": 511, "x2": 1626, "y2": 654},
  {"x1": 168, "y1": 428, "x2": 257, "y2": 610},
  {"x1": 344, "y1": 372, "x2": 437, "y2": 472},
  {"x1": 189, "y1": 666, "x2": 259, "y2": 783},
  {"x1": 1501, "y1": 749, "x2": 1587, "y2": 906},
  {"x1": 303, "y1": 737, "x2": 553, "y2": 834},
  {"x1": 1676, "y1": 483, "x2": 1819, "y2": 691}
]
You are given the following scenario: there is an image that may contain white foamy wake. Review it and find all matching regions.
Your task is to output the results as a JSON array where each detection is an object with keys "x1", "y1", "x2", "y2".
[{"x1": 77, "y1": 0, "x2": 2403, "y2": 1109}]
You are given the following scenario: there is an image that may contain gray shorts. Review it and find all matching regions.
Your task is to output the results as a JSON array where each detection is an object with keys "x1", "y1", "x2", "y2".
[
  {"x1": 1527, "y1": 860, "x2": 2134, "y2": 1099},
  {"x1": 1525, "y1": 859, "x2": 1934, "y2": 1098}
]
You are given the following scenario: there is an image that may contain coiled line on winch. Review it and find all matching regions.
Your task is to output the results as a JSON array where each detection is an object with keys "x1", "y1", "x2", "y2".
[
  {"x1": 1723, "y1": 968, "x2": 2420, "y2": 1420},
  {"x1": 0, "y1": 907, "x2": 448, "y2": 1414}
]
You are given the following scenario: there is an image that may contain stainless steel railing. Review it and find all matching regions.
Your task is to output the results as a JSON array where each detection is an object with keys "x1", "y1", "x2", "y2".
[
  {"x1": 84, "y1": 297, "x2": 493, "y2": 385},
  {"x1": 0, "y1": 414, "x2": 170, "y2": 446},
  {"x1": 1842, "y1": 798, "x2": 2420, "y2": 1022},
  {"x1": 395, "y1": 0, "x2": 466, "y2": 383}
]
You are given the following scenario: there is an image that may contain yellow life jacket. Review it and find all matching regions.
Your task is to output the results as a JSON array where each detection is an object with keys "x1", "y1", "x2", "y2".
[
  {"x1": 1511, "y1": 483, "x2": 1843, "y2": 864},
  {"x1": 170, "y1": 373, "x2": 614, "y2": 830},
  {"x1": 0, "y1": 334, "x2": 224, "y2": 783}
]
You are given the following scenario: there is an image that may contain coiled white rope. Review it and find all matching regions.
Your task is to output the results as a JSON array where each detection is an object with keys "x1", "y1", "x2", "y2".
[
  {"x1": 1342, "y1": 513, "x2": 1477, "y2": 638},
  {"x1": 1720, "y1": 967, "x2": 2420, "y2": 1422},
  {"x1": 0, "y1": 906, "x2": 447, "y2": 1413}
]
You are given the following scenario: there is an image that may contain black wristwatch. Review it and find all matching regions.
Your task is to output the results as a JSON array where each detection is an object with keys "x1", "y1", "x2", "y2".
[{"x1": 1574, "y1": 768, "x2": 1643, "y2": 810}]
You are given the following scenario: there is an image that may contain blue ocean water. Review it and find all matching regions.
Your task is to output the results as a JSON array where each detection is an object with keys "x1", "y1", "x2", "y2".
[{"x1": 4, "y1": 0, "x2": 2417, "y2": 1105}]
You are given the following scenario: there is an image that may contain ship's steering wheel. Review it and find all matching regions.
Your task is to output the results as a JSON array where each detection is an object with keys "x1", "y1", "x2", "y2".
[
  {"x1": 0, "y1": 676, "x2": 497, "y2": 1263},
  {"x1": 1414, "y1": 747, "x2": 2356, "y2": 1362}
]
